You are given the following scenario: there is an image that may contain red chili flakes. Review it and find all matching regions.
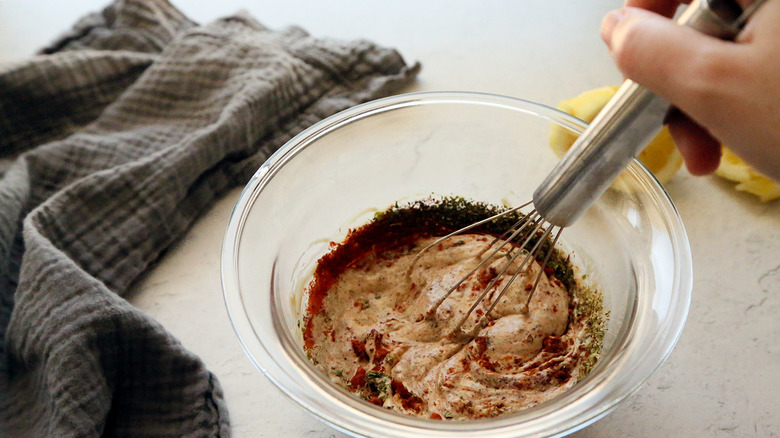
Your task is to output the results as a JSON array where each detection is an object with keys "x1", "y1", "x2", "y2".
[
  {"x1": 392, "y1": 379, "x2": 424, "y2": 412},
  {"x1": 552, "y1": 368, "x2": 571, "y2": 383},
  {"x1": 351, "y1": 367, "x2": 367, "y2": 388},
  {"x1": 479, "y1": 357, "x2": 498, "y2": 372},
  {"x1": 352, "y1": 339, "x2": 369, "y2": 362},
  {"x1": 366, "y1": 396, "x2": 384, "y2": 406},
  {"x1": 512, "y1": 380, "x2": 532, "y2": 390},
  {"x1": 542, "y1": 335, "x2": 565, "y2": 354},
  {"x1": 454, "y1": 400, "x2": 476, "y2": 417},
  {"x1": 476, "y1": 267, "x2": 499, "y2": 288},
  {"x1": 372, "y1": 331, "x2": 390, "y2": 364},
  {"x1": 473, "y1": 336, "x2": 488, "y2": 355},
  {"x1": 430, "y1": 413, "x2": 443, "y2": 420},
  {"x1": 472, "y1": 336, "x2": 499, "y2": 371},
  {"x1": 524, "y1": 283, "x2": 533, "y2": 292},
  {"x1": 544, "y1": 266, "x2": 555, "y2": 277}
]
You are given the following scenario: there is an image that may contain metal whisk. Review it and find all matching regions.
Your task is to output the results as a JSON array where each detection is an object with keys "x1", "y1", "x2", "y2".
[{"x1": 411, "y1": 0, "x2": 766, "y2": 331}]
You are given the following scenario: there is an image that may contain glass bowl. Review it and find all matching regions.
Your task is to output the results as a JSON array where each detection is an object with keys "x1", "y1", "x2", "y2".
[{"x1": 221, "y1": 91, "x2": 692, "y2": 437}]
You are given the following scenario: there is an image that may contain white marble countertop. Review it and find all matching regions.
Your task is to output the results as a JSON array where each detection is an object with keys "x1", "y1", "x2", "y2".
[{"x1": 2, "y1": 1, "x2": 778, "y2": 436}]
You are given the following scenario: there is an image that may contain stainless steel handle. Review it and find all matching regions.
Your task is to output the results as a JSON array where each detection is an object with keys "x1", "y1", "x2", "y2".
[{"x1": 533, "y1": 0, "x2": 764, "y2": 227}]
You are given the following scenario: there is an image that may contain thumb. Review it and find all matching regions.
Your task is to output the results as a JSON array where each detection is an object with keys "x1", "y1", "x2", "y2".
[{"x1": 601, "y1": 7, "x2": 736, "y2": 108}]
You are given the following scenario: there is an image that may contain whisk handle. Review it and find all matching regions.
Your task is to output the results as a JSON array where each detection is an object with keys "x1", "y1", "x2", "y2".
[{"x1": 533, "y1": 0, "x2": 765, "y2": 227}]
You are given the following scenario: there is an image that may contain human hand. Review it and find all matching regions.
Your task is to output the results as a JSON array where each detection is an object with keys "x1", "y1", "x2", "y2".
[{"x1": 600, "y1": 0, "x2": 780, "y2": 181}]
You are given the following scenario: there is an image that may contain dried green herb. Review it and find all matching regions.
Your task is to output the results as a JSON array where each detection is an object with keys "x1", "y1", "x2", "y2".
[
  {"x1": 365, "y1": 370, "x2": 391, "y2": 399},
  {"x1": 369, "y1": 196, "x2": 576, "y2": 289},
  {"x1": 573, "y1": 285, "x2": 607, "y2": 376}
]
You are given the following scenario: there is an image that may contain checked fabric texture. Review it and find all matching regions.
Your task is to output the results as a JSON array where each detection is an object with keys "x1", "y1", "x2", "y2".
[{"x1": 0, "y1": 0, "x2": 419, "y2": 436}]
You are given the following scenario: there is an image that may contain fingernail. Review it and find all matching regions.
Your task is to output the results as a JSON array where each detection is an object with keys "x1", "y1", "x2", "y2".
[{"x1": 601, "y1": 8, "x2": 627, "y2": 47}]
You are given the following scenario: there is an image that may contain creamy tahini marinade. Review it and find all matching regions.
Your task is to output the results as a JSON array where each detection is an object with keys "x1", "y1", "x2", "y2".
[{"x1": 302, "y1": 199, "x2": 605, "y2": 420}]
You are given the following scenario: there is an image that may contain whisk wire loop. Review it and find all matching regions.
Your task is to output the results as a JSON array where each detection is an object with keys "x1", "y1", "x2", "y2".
[
  {"x1": 408, "y1": 203, "x2": 563, "y2": 334},
  {"x1": 477, "y1": 219, "x2": 557, "y2": 322},
  {"x1": 408, "y1": 201, "x2": 532, "y2": 272},
  {"x1": 526, "y1": 227, "x2": 563, "y2": 309},
  {"x1": 416, "y1": 208, "x2": 540, "y2": 319},
  {"x1": 462, "y1": 212, "x2": 547, "y2": 319}
]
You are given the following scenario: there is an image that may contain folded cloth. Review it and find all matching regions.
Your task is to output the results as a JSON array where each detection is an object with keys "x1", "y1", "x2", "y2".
[{"x1": 0, "y1": 0, "x2": 420, "y2": 436}]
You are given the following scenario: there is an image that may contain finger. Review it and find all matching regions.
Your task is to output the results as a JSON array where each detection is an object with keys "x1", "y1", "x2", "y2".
[
  {"x1": 666, "y1": 110, "x2": 722, "y2": 175},
  {"x1": 601, "y1": 7, "x2": 741, "y2": 119}
]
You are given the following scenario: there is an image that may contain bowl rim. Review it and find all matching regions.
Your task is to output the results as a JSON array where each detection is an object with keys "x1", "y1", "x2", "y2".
[{"x1": 221, "y1": 90, "x2": 693, "y2": 437}]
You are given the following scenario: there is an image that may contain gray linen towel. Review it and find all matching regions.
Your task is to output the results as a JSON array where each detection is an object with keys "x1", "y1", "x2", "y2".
[{"x1": 0, "y1": 0, "x2": 420, "y2": 436}]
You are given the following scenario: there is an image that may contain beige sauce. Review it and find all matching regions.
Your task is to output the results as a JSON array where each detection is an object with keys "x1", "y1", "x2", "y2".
[{"x1": 304, "y1": 233, "x2": 599, "y2": 420}]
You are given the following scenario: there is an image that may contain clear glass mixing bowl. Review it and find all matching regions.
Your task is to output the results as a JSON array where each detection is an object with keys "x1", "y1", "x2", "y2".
[{"x1": 221, "y1": 91, "x2": 692, "y2": 437}]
